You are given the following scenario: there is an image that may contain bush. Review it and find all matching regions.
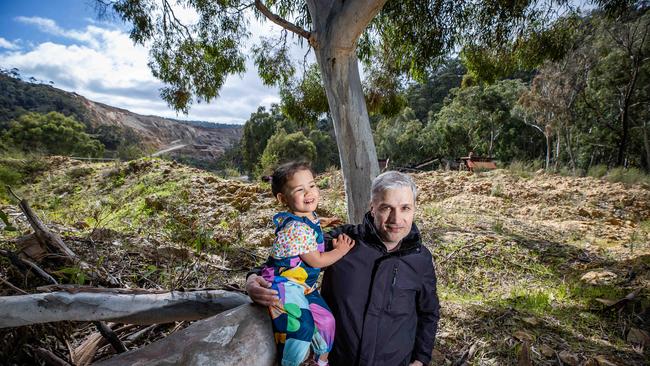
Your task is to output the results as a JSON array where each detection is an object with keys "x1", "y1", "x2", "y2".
[
  {"x1": 0, "y1": 164, "x2": 22, "y2": 201},
  {"x1": 66, "y1": 166, "x2": 94, "y2": 179},
  {"x1": 3, "y1": 111, "x2": 104, "y2": 157},
  {"x1": 605, "y1": 167, "x2": 650, "y2": 186},
  {"x1": 587, "y1": 164, "x2": 608, "y2": 178},
  {"x1": 256, "y1": 129, "x2": 316, "y2": 179},
  {"x1": 0, "y1": 153, "x2": 49, "y2": 201},
  {"x1": 508, "y1": 160, "x2": 536, "y2": 178}
]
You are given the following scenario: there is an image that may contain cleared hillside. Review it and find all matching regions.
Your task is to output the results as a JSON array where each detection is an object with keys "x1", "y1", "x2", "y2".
[
  {"x1": 0, "y1": 74, "x2": 242, "y2": 164},
  {"x1": 1, "y1": 157, "x2": 648, "y2": 365}
]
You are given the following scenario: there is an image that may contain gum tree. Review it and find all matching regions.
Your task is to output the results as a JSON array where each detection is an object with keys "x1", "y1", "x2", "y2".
[{"x1": 99, "y1": 0, "x2": 616, "y2": 222}]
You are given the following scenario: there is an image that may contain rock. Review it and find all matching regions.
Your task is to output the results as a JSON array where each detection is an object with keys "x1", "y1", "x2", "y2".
[
  {"x1": 627, "y1": 327, "x2": 650, "y2": 346},
  {"x1": 513, "y1": 330, "x2": 535, "y2": 343},
  {"x1": 430, "y1": 349, "x2": 445, "y2": 364},
  {"x1": 558, "y1": 350, "x2": 579, "y2": 366},
  {"x1": 580, "y1": 270, "x2": 617, "y2": 285},
  {"x1": 578, "y1": 208, "x2": 591, "y2": 217},
  {"x1": 594, "y1": 355, "x2": 619, "y2": 366},
  {"x1": 606, "y1": 218, "x2": 624, "y2": 226},
  {"x1": 538, "y1": 344, "x2": 555, "y2": 358},
  {"x1": 521, "y1": 317, "x2": 540, "y2": 326}
]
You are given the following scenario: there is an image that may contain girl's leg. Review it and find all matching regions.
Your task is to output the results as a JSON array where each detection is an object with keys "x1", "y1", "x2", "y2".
[
  {"x1": 305, "y1": 290, "x2": 335, "y2": 358},
  {"x1": 273, "y1": 281, "x2": 315, "y2": 366}
]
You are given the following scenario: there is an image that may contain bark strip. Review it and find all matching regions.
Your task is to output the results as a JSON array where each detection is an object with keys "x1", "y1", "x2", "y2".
[{"x1": 0, "y1": 289, "x2": 249, "y2": 328}]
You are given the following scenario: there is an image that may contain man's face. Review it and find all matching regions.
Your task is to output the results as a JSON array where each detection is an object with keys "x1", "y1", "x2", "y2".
[{"x1": 370, "y1": 186, "x2": 415, "y2": 249}]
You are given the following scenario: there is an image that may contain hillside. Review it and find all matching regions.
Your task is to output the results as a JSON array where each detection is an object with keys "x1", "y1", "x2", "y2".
[
  {"x1": 0, "y1": 74, "x2": 242, "y2": 163},
  {"x1": 0, "y1": 157, "x2": 649, "y2": 365}
]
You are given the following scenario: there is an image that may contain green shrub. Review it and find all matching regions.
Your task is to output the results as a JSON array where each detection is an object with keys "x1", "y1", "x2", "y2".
[
  {"x1": 587, "y1": 164, "x2": 608, "y2": 178},
  {"x1": 605, "y1": 167, "x2": 650, "y2": 186},
  {"x1": 3, "y1": 111, "x2": 104, "y2": 157},
  {"x1": 508, "y1": 160, "x2": 536, "y2": 178},
  {"x1": 0, "y1": 154, "x2": 49, "y2": 200}
]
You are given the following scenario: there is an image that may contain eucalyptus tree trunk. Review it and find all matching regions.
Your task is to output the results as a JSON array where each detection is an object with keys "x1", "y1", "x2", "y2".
[
  {"x1": 305, "y1": 0, "x2": 386, "y2": 223},
  {"x1": 643, "y1": 120, "x2": 650, "y2": 172}
]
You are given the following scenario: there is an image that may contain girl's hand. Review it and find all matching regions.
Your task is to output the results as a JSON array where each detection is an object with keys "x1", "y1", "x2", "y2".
[{"x1": 332, "y1": 233, "x2": 355, "y2": 254}]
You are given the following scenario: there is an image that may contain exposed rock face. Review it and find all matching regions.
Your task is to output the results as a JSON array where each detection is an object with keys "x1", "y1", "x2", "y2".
[{"x1": 80, "y1": 98, "x2": 242, "y2": 159}]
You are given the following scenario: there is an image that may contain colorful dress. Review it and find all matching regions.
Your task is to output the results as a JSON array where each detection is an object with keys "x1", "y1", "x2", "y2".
[{"x1": 261, "y1": 212, "x2": 335, "y2": 366}]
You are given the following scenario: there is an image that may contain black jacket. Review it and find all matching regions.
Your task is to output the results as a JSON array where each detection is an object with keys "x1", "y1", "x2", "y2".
[
  {"x1": 322, "y1": 212, "x2": 440, "y2": 366},
  {"x1": 250, "y1": 212, "x2": 440, "y2": 366}
]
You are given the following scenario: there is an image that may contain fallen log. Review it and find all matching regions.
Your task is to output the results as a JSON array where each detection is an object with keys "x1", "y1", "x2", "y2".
[
  {"x1": 94, "y1": 304, "x2": 276, "y2": 366},
  {"x1": 11, "y1": 192, "x2": 78, "y2": 261},
  {"x1": 0, "y1": 289, "x2": 250, "y2": 328}
]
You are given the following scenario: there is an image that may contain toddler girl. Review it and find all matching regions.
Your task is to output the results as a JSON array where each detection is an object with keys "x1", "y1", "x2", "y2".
[{"x1": 261, "y1": 161, "x2": 354, "y2": 366}]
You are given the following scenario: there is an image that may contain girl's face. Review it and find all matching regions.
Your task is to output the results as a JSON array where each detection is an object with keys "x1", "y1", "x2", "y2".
[{"x1": 277, "y1": 169, "x2": 320, "y2": 217}]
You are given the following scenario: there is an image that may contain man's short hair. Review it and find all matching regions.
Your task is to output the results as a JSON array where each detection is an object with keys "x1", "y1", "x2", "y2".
[{"x1": 371, "y1": 171, "x2": 418, "y2": 203}]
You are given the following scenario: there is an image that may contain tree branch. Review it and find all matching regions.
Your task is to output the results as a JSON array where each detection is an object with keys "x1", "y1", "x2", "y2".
[
  {"x1": 329, "y1": 0, "x2": 388, "y2": 50},
  {"x1": 255, "y1": 0, "x2": 311, "y2": 40},
  {"x1": 93, "y1": 321, "x2": 127, "y2": 354}
]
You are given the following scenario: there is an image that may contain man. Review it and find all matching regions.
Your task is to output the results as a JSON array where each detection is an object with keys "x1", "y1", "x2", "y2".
[{"x1": 247, "y1": 171, "x2": 440, "y2": 366}]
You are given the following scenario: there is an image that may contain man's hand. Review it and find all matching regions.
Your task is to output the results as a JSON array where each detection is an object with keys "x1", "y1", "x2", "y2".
[
  {"x1": 332, "y1": 233, "x2": 355, "y2": 255},
  {"x1": 409, "y1": 361, "x2": 424, "y2": 366},
  {"x1": 245, "y1": 274, "x2": 278, "y2": 306}
]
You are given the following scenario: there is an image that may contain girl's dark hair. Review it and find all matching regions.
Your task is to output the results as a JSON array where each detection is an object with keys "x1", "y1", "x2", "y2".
[{"x1": 271, "y1": 161, "x2": 314, "y2": 198}]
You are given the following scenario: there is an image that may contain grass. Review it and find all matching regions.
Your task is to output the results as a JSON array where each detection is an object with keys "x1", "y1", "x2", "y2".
[
  {"x1": 605, "y1": 167, "x2": 650, "y2": 186},
  {"x1": 507, "y1": 160, "x2": 543, "y2": 178}
]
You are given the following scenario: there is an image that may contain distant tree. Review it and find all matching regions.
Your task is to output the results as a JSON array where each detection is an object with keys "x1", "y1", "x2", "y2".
[
  {"x1": 426, "y1": 79, "x2": 527, "y2": 161},
  {"x1": 584, "y1": 11, "x2": 650, "y2": 167},
  {"x1": 374, "y1": 108, "x2": 425, "y2": 165},
  {"x1": 404, "y1": 59, "x2": 465, "y2": 122},
  {"x1": 256, "y1": 129, "x2": 316, "y2": 177},
  {"x1": 3, "y1": 112, "x2": 104, "y2": 157},
  {"x1": 240, "y1": 105, "x2": 288, "y2": 174},
  {"x1": 308, "y1": 129, "x2": 339, "y2": 172}
]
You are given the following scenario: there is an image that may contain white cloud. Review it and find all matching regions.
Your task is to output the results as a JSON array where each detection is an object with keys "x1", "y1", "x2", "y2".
[
  {"x1": 0, "y1": 37, "x2": 20, "y2": 50},
  {"x1": 15, "y1": 16, "x2": 100, "y2": 47},
  {"x1": 1, "y1": 16, "x2": 292, "y2": 124}
]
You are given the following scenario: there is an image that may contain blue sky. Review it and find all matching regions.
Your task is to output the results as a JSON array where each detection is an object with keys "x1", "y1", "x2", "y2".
[{"x1": 0, "y1": 0, "x2": 293, "y2": 124}]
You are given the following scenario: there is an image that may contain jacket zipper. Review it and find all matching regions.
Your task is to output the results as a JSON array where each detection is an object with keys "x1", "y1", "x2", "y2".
[{"x1": 387, "y1": 264, "x2": 398, "y2": 310}]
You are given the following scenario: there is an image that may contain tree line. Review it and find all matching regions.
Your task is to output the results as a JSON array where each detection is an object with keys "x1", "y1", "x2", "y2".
[{"x1": 227, "y1": 9, "x2": 649, "y2": 176}]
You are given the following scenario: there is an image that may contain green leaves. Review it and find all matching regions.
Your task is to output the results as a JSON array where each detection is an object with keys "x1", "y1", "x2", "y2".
[
  {"x1": 110, "y1": 0, "x2": 248, "y2": 113},
  {"x1": 0, "y1": 209, "x2": 17, "y2": 231},
  {"x1": 252, "y1": 37, "x2": 296, "y2": 86},
  {"x1": 3, "y1": 112, "x2": 104, "y2": 157}
]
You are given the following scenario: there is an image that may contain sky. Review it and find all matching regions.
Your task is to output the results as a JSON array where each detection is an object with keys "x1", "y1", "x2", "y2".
[{"x1": 0, "y1": 0, "x2": 310, "y2": 124}]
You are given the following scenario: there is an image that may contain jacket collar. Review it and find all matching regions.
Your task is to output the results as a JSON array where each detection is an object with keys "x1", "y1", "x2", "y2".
[{"x1": 361, "y1": 211, "x2": 422, "y2": 255}]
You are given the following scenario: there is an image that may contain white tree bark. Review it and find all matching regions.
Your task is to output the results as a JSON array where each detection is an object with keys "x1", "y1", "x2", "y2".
[
  {"x1": 306, "y1": 0, "x2": 387, "y2": 223},
  {"x1": 93, "y1": 304, "x2": 275, "y2": 366},
  {"x1": 316, "y1": 48, "x2": 380, "y2": 223},
  {"x1": 0, "y1": 289, "x2": 249, "y2": 328}
]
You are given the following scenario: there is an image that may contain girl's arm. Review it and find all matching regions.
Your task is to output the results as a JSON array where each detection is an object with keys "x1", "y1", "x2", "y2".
[{"x1": 300, "y1": 234, "x2": 355, "y2": 268}]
